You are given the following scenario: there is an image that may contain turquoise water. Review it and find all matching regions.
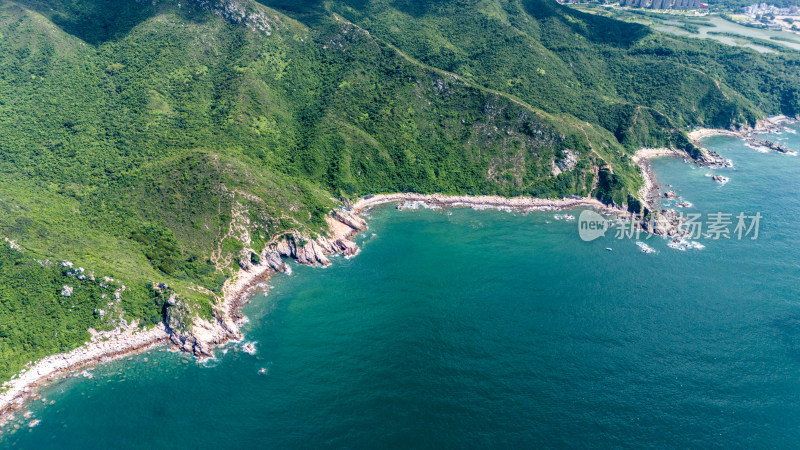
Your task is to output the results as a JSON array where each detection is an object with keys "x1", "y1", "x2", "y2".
[{"x1": 2, "y1": 125, "x2": 800, "y2": 447}]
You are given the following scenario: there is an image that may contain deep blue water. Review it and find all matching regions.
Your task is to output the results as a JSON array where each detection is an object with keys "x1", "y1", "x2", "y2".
[{"x1": 2, "y1": 125, "x2": 800, "y2": 448}]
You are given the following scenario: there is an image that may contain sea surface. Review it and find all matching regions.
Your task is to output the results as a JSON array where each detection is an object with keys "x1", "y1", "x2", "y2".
[{"x1": 2, "y1": 124, "x2": 800, "y2": 448}]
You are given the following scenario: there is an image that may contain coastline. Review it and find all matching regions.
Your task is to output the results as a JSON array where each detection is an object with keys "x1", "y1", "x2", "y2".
[
  {"x1": 0, "y1": 192, "x2": 627, "y2": 428},
  {"x1": 686, "y1": 128, "x2": 742, "y2": 141},
  {"x1": 632, "y1": 148, "x2": 688, "y2": 208},
  {"x1": 0, "y1": 324, "x2": 169, "y2": 428},
  {"x1": 5, "y1": 116, "x2": 789, "y2": 427},
  {"x1": 0, "y1": 210, "x2": 368, "y2": 427},
  {"x1": 348, "y1": 147, "x2": 687, "y2": 217},
  {"x1": 687, "y1": 115, "x2": 796, "y2": 150},
  {"x1": 351, "y1": 192, "x2": 618, "y2": 215},
  {"x1": 0, "y1": 149, "x2": 680, "y2": 427},
  {"x1": 0, "y1": 269, "x2": 279, "y2": 429}
]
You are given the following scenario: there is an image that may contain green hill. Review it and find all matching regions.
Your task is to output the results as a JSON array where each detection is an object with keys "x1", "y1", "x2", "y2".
[{"x1": 0, "y1": 0, "x2": 798, "y2": 380}]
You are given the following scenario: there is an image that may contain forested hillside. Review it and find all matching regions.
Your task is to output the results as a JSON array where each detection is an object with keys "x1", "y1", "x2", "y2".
[{"x1": 0, "y1": 0, "x2": 798, "y2": 380}]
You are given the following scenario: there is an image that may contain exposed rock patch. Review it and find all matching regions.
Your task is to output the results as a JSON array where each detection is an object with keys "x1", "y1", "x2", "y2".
[
  {"x1": 640, "y1": 209, "x2": 687, "y2": 238},
  {"x1": 169, "y1": 209, "x2": 367, "y2": 359},
  {"x1": 188, "y1": 0, "x2": 280, "y2": 34},
  {"x1": 551, "y1": 149, "x2": 578, "y2": 176}
]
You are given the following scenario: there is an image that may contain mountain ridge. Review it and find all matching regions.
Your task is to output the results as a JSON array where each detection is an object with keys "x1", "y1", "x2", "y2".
[{"x1": 0, "y1": 0, "x2": 797, "y2": 382}]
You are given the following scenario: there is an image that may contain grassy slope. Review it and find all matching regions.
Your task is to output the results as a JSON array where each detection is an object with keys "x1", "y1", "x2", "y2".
[
  {"x1": 0, "y1": 0, "x2": 797, "y2": 381},
  {"x1": 330, "y1": 0, "x2": 796, "y2": 132}
]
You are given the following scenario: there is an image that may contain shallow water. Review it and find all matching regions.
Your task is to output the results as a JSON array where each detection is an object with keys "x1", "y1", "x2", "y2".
[
  {"x1": 655, "y1": 16, "x2": 800, "y2": 53},
  {"x1": 2, "y1": 124, "x2": 800, "y2": 448}
]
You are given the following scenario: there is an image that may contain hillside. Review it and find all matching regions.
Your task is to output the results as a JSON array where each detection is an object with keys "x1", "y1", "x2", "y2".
[{"x1": 0, "y1": 0, "x2": 798, "y2": 381}]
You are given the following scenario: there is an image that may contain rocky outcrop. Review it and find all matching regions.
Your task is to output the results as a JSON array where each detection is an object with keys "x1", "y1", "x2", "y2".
[
  {"x1": 273, "y1": 210, "x2": 366, "y2": 266},
  {"x1": 332, "y1": 210, "x2": 367, "y2": 232},
  {"x1": 711, "y1": 175, "x2": 729, "y2": 184},
  {"x1": 262, "y1": 250, "x2": 285, "y2": 272},
  {"x1": 188, "y1": 0, "x2": 280, "y2": 34},
  {"x1": 281, "y1": 238, "x2": 333, "y2": 266},
  {"x1": 690, "y1": 116, "x2": 797, "y2": 162},
  {"x1": 752, "y1": 115, "x2": 790, "y2": 133},
  {"x1": 170, "y1": 209, "x2": 367, "y2": 358},
  {"x1": 695, "y1": 147, "x2": 733, "y2": 168},
  {"x1": 640, "y1": 209, "x2": 686, "y2": 238},
  {"x1": 551, "y1": 149, "x2": 578, "y2": 176},
  {"x1": 164, "y1": 290, "x2": 242, "y2": 358},
  {"x1": 754, "y1": 140, "x2": 794, "y2": 154},
  {"x1": 170, "y1": 315, "x2": 241, "y2": 357}
]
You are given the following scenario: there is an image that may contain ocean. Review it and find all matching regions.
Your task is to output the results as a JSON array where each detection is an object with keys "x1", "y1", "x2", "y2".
[{"x1": 2, "y1": 124, "x2": 800, "y2": 448}]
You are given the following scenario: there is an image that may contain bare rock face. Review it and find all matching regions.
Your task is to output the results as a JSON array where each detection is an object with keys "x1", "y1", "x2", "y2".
[
  {"x1": 188, "y1": 317, "x2": 242, "y2": 357},
  {"x1": 168, "y1": 313, "x2": 242, "y2": 358},
  {"x1": 333, "y1": 210, "x2": 367, "y2": 232},
  {"x1": 331, "y1": 237, "x2": 359, "y2": 256},
  {"x1": 175, "y1": 209, "x2": 368, "y2": 358},
  {"x1": 551, "y1": 149, "x2": 579, "y2": 176},
  {"x1": 696, "y1": 147, "x2": 733, "y2": 168},
  {"x1": 557, "y1": 149, "x2": 579, "y2": 172},
  {"x1": 238, "y1": 256, "x2": 252, "y2": 271},
  {"x1": 295, "y1": 240, "x2": 331, "y2": 266},
  {"x1": 262, "y1": 250, "x2": 285, "y2": 272},
  {"x1": 162, "y1": 291, "x2": 240, "y2": 358},
  {"x1": 272, "y1": 210, "x2": 366, "y2": 266},
  {"x1": 641, "y1": 209, "x2": 686, "y2": 238},
  {"x1": 188, "y1": 0, "x2": 278, "y2": 34},
  {"x1": 276, "y1": 239, "x2": 293, "y2": 258}
]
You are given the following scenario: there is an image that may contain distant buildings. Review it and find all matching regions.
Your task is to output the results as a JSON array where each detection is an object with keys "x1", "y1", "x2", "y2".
[
  {"x1": 619, "y1": 0, "x2": 700, "y2": 9},
  {"x1": 743, "y1": 3, "x2": 800, "y2": 16}
]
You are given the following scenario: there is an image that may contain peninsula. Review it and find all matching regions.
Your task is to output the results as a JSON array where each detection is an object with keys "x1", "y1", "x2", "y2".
[{"x1": 1, "y1": 0, "x2": 799, "y2": 428}]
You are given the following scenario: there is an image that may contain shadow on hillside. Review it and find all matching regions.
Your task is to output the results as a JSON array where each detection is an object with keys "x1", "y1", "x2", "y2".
[
  {"x1": 255, "y1": 0, "x2": 325, "y2": 12},
  {"x1": 253, "y1": 0, "x2": 327, "y2": 25},
  {"x1": 255, "y1": 0, "x2": 379, "y2": 25},
  {"x1": 255, "y1": 0, "x2": 446, "y2": 21},
  {"x1": 522, "y1": 0, "x2": 650, "y2": 48},
  {"x1": 14, "y1": 0, "x2": 161, "y2": 45},
  {"x1": 383, "y1": 0, "x2": 451, "y2": 17}
]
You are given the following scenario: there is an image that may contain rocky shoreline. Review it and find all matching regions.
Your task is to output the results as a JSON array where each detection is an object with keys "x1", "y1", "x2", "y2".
[
  {"x1": 630, "y1": 114, "x2": 797, "y2": 242},
  {"x1": 688, "y1": 115, "x2": 797, "y2": 157},
  {"x1": 0, "y1": 324, "x2": 169, "y2": 428},
  {"x1": 628, "y1": 149, "x2": 693, "y2": 238},
  {"x1": 0, "y1": 210, "x2": 369, "y2": 428},
  {"x1": 7, "y1": 116, "x2": 790, "y2": 426},
  {"x1": 351, "y1": 193, "x2": 618, "y2": 215},
  {"x1": 347, "y1": 165, "x2": 690, "y2": 240},
  {"x1": 153, "y1": 209, "x2": 369, "y2": 360},
  {"x1": 0, "y1": 189, "x2": 639, "y2": 427},
  {"x1": 632, "y1": 148, "x2": 688, "y2": 209},
  {"x1": 0, "y1": 151, "x2": 694, "y2": 428}
]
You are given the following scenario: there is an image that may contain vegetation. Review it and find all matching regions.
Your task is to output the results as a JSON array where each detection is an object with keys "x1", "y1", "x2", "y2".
[
  {"x1": 0, "y1": 0, "x2": 798, "y2": 381},
  {"x1": 709, "y1": 0, "x2": 800, "y2": 11},
  {"x1": 707, "y1": 30, "x2": 791, "y2": 50},
  {"x1": 0, "y1": 240, "x2": 165, "y2": 381},
  {"x1": 771, "y1": 35, "x2": 800, "y2": 45}
]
